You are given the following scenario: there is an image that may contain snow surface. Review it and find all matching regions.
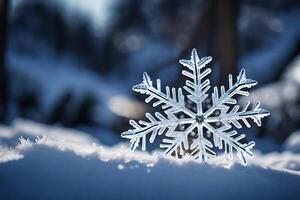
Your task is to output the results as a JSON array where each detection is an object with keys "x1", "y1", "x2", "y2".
[
  {"x1": 0, "y1": 119, "x2": 300, "y2": 199},
  {"x1": 284, "y1": 131, "x2": 300, "y2": 154}
]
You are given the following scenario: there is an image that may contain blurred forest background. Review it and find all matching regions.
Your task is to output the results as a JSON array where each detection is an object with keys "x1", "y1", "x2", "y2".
[{"x1": 0, "y1": 0, "x2": 300, "y2": 150}]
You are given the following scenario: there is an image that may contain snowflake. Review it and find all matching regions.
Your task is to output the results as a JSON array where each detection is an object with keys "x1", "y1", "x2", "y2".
[{"x1": 121, "y1": 49, "x2": 270, "y2": 165}]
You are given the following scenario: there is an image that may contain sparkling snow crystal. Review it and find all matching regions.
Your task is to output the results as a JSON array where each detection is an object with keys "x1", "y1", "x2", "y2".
[{"x1": 121, "y1": 49, "x2": 270, "y2": 165}]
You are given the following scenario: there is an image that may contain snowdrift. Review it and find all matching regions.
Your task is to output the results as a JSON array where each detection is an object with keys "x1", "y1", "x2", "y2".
[{"x1": 0, "y1": 119, "x2": 299, "y2": 200}]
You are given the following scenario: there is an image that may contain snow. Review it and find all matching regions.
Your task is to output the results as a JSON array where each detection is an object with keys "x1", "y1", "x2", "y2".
[
  {"x1": 0, "y1": 119, "x2": 300, "y2": 199},
  {"x1": 3, "y1": 1, "x2": 300, "y2": 199},
  {"x1": 284, "y1": 131, "x2": 300, "y2": 154},
  {"x1": 6, "y1": 41, "x2": 153, "y2": 128},
  {"x1": 11, "y1": 0, "x2": 118, "y2": 32}
]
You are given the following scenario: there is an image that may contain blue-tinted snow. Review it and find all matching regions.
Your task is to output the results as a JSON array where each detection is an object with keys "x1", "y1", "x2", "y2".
[{"x1": 0, "y1": 119, "x2": 300, "y2": 200}]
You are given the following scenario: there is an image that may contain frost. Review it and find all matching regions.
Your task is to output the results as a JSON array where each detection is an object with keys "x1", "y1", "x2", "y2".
[
  {"x1": 121, "y1": 49, "x2": 270, "y2": 165},
  {"x1": 118, "y1": 164, "x2": 125, "y2": 170}
]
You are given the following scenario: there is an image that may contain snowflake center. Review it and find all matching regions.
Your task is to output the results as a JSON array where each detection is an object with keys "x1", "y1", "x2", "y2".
[{"x1": 195, "y1": 115, "x2": 204, "y2": 124}]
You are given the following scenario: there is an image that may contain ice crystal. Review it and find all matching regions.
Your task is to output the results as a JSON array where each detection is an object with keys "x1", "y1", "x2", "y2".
[{"x1": 121, "y1": 49, "x2": 270, "y2": 165}]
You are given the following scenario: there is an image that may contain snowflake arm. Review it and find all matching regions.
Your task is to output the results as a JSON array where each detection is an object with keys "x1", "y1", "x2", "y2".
[
  {"x1": 205, "y1": 102, "x2": 270, "y2": 128},
  {"x1": 179, "y1": 48, "x2": 212, "y2": 115},
  {"x1": 121, "y1": 112, "x2": 194, "y2": 151},
  {"x1": 190, "y1": 124, "x2": 216, "y2": 161},
  {"x1": 132, "y1": 72, "x2": 195, "y2": 117},
  {"x1": 203, "y1": 122, "x2": 255, "y2": 165},
  {"x1": 204, "y1": 68, "x2": 257, "y2": 118},
  {"x1": 160, "y1": 122, "x2": 197, "y2": 158}
]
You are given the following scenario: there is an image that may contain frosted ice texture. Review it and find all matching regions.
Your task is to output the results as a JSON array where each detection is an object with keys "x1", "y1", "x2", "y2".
[{"x1": 121, "y1": 49, "x2": 270, "y2": 165}]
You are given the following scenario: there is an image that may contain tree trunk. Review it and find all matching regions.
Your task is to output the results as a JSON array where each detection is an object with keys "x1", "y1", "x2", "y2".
[
  {"x1": 0, "y1": 0, "x2": 8, "y2": 122},
  {"x1": 211, "y1": 0, "x2": 238, "y2": 85}
]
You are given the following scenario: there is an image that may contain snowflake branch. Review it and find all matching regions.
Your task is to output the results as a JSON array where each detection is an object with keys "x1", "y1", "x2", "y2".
[
  {"x1": 160, "y1": 122, "x2": 197, "y2": 158},
  {"x1": 205, "y1": 102, "x2": 270, "y2": 128},
  {"x1": 204, "y1": 68, "x2": 257, "y2": 118},
  {"x1": 133, "y1": 72, "x2": 195, "y2": 117},
  {"x1": 190, "y1": 124, "x2": 216, "y2": 161},
  {"x1": 179, "y1": 48, "x2": 212, "y2": 115},
  {"x1": 204, "y1": 122, "x2": 255, "y2": 165},
  {"x1": 121, "y1": 112, "x2": 194, "y2": 151}
]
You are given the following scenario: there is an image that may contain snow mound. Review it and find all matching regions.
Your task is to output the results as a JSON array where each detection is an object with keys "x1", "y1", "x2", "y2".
[
  {"x1": 284, "y1": 130, "x2": 300, "y2": 153},
  {"x1": 0, "y1": 120, "x2": 300, "y2": 200}
]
